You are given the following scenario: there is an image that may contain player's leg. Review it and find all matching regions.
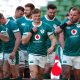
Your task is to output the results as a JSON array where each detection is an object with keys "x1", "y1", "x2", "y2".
[
  {"x1": 8, "y1": 52, "x2": 22, "y2": 80},
  {"x1": 38, "y1": 56, "x2": 47, "y2": 80},
  {"x1": 3, "y1": 53, "x2": 11, "y2": 80},
  {"x1": 23, "y1": 50, "x2": 30, "y2": 79},
  {"x1": 62, "y1": 55, "x2": 72, "y2": 80},
  {"x1": 0, "y1": 66, "x2": 3, "y2": 79},
  {"x1": 0, "y1": 53, "x2": 4, "y2": 79},
  {"x1": 73, "y1": 56, "x2": 80, "y2": 80},
  {"x1": 38, "y1": 66, "x2": 44, "y2": 80},
  {"x1": 43, "y1": 52, "x2": 56, "y2": 79},
  {"x1": 19, "y1": 50, "x2": 25, "y2": 78},
  {"x1": 28, "y1": 54, "x2": 38, "y2": 80}
]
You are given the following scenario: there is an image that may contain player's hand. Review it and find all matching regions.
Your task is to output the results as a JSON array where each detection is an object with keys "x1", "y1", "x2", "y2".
[
  {"x1": 47, "y1": 47, "x2": 53, "y2": 54},
  {"x1": 9, "y1": 52, "x2": 15, "y2": 59},
  {"x1": 32, "y1": 27, "x2": 38, "y2": 33},
  {"x1": 66, "y1": 20, "x2": 73, "y2": 25}
]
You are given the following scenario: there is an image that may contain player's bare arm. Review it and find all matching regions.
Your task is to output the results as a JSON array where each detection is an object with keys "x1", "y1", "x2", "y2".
[
  {"x1": 47, "y1": 34, "x2": 56, "y2": 54},
  {"x1": 9, "y1": 32, "x2": 21, "y2": 59},
  {"x1": 0, "y1": 32, "x2": 9, "y2": 42}
]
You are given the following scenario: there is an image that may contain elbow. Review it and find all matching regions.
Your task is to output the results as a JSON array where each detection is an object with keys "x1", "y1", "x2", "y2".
[
  {"x1": 22, "y1": 38, "x2": 27, "y2": 45},
  {"x1": 22, "y1": 36, "x2": 28, "y2": 45},
  {"x1": 22, "y1": 40, "x2": 26, "y2": 45}
]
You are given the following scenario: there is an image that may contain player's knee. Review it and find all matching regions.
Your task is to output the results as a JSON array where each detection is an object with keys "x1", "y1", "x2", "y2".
[
  {"x1": 12, "y1": 72, "x2": 19, "y2": 78},
  {"x1": 74, "y1": 69, "x2": 80, "y2": 80},
  {"x1": 30, "y1": 68, "x2": 38, "y2": 78},
  {"x1": 44, "y1": 63, "x2": 51, "y2": 73},
  {"x1": 3, "y1": 71, "x2": 10, "y2": 78},
  {"x1": 62, "y1": 65, "x2": 70, "y2": 79}
]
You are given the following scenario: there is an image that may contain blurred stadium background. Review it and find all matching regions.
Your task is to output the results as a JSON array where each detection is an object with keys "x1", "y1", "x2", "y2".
[{"x1": 0, "y1": 0, "x2": 80, "y2": 20}]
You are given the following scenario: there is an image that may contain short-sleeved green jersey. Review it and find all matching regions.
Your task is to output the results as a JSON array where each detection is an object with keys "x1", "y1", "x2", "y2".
[
  {"x1": 61, "y1": 19, "x2": 80, "y2": 56},
  {"x1": 41, "y1": 15, "x2": 61, "y2": 51},
  {"x1": 2, "y1": 19, "x2": 20, "y2": 53},
  {"x1": 23, "y1": 21, "x2": 53, "y2": 56},
  {"x1": 0, "y1": 25, "x2": 7, "y2": 53},
  {"x1": 8, "y1": 16, "x2": 16, "y2": 21},
  {"x1": 0, "y1": 40, "x2": 2, "y2": 53},
  {"x1": 16, "y1": 16, "x2": 32, "y2": 50}
]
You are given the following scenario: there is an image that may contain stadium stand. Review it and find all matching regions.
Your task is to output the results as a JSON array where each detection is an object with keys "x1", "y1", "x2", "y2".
[{"x1": 41, "y1": 0, "x2": 80, "y2": 21}]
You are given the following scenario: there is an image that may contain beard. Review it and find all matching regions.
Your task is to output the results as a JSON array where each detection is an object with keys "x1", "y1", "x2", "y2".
[
  {"x1": 70, "y1": 19, "x2": 79, "y2": 23},
  {"x1": 47, "y1": 15, "x2": 54, "y2": 20}
]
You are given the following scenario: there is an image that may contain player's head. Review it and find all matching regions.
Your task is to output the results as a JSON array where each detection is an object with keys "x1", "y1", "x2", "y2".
[
  {"x1": 24, "y1": 3, "x2": 35, "y2": 18},
  {"x1": 32, "y1": 8, "x2": 41, "y2": 23},
  {"x1": 46, "y1": 4, "x2": 57, "y2": 19},
  {"x1": 0, "y1": 13, "x2": 6, "y2": 25},
  {"x1": 69, "y1": 7, "x2": 80, "y2": 23},
  {"x1": 15, "y1": 6, "x2": 24, "y2": 18}
]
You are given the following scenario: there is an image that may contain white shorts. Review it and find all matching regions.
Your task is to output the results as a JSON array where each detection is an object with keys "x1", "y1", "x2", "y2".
[
  {"x1": 0, "y1": 53, "x2": 3, "y2": 66},
  {"x1": 28, "y1": 54, "x2": 47, "y2": 68},
  {"x1": 3, "y1": 53, "x2": 16, "y2": 65},
  {"x1": 47, "y1": 52, "x2": 56, "y2": 66},
  {"x1": 19, "y1": 50, "x2": 28, "y2": 67},
  {"x1": 62, "y1": 54, "x2": 80, "y2": 69}
]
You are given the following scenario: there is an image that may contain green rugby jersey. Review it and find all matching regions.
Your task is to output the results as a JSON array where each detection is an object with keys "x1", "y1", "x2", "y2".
[
  {"x1": 16, "y1": 16, "x2": 32, "y2": 50},
  {"x1": 23, "y1": 21, "x2": 53, "y2": 56},
  {"x1": 8, "y1": 16, "x2": 16, "y2": 21},
  {"x1": 61, "y1": 19, "x2": 80, "y2": 56},
  {"x1": 2, "y1": 19, "x2": 20, "y2": 53},
  {"x1": 0, "y1": 25, "x2": 7, "y2": 53},
  {"x1": 41, "y1": 15, "x2": 61, "y2": 51}
]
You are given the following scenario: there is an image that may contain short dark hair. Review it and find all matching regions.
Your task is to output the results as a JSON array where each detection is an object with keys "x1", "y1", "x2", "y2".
[
  {"x1": 0, "y1": 13, "x2": 3, "y2": 19},
  {"x1": 70, "y1": 7, "x2": 80, "y2": 14},
  {"x1": 32, "y1": 8, "x2": 41, "y2": 14},
  {"x1": 16, "y1": 6, "x2": 24, "y2": 12},
  {"x1": 47, "y1": 4, "x2": 57, "y2": 10},
  {"x1": 25, "y1": 3, "x2": 35, "y2": 10}
]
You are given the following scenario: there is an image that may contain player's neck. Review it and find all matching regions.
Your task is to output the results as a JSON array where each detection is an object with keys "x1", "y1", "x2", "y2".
[
  {"x1": 34, "y1": 22, "x2": 40, "y2": 26},
  {"x1": 26, "y1": 16, "x2": 32, "y2": 19},
  {"x1": 33, "y1": 21, "x2": 41, "y2": 27}
]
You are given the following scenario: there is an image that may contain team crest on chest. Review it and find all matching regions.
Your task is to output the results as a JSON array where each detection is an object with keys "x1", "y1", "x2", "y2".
[
  {"x1": 71, "y1": 29, "x2": 77, "y2": 35},
  {"x1": 35, "y1": 34, "x2": 40, "y2": 40},
  {"x1": 40, "y1": 29, "x2": 44, "y2": 34},
  {"x1": 76, "y1": 24, "x2": 80, "y2": 28}
]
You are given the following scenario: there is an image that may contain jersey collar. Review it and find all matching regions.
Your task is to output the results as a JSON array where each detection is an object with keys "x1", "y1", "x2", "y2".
[
  {"x1": 24, "y1": 16, "x2": 33, "y2": 21},
  {"x1": 32, "y1": 21, "x2": 42, "y2": 27},
  {"x1": 45, "y1": 15, "x2": 55, "y2": 21},
  {"x1": 5, "y1": 19, "x2": 10, "y2": 25}
]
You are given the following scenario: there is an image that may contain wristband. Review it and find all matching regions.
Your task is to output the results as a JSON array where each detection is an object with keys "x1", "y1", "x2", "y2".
[
  {"x1": 60, "y1": 23, "x2": 68, "y2": 30},
  {"x1": 30, "y1": 29, "x2": 34, "y2": 34}
]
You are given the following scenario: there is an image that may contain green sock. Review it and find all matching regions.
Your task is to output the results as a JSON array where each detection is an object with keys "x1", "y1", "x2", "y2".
[
  {"x1": 70, "y1": 75, "x2": 75, "y2": 80},
  {"x1": 43, "y1": 73, "x2": 50, "y2": 79},
  {"x1": 13, "y1": 76, "x2": 22, "y2": 80},
  {"x1": 3, "y1": 77, "x2": 10, "y2": 80},
  {"x1": 60, "y1": 74, "x2": 63, "y2": 79},
  {"x1": 62, "y1": 78, "x2": 68, "y2": 80},
  {"x1": 32, "y1": 78, "x2": 37, "y2": 80}
]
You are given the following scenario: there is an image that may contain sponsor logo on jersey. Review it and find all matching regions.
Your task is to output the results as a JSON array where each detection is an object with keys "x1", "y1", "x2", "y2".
[
  {"x1": 21, "y1": 23, "x2": 26, "y2": 26},
  {"x1": 40, "y1": 29, "x2": 44, "y2": 34},
  {"x1": 35, "y1": 34, "x2": 40, "y2": 40},
  {"x1": 63, "y1": 60, "x2": 67, "y2": 63},
  {"x1": 77, "y1": 24, "x2": 80, "y2": 28},
  {"x1": 71, "y1": 29, "x2": 77, "y2": 35},
  {"x1": 66, "y1": 27, "x2": 71, "y2": 29}
]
